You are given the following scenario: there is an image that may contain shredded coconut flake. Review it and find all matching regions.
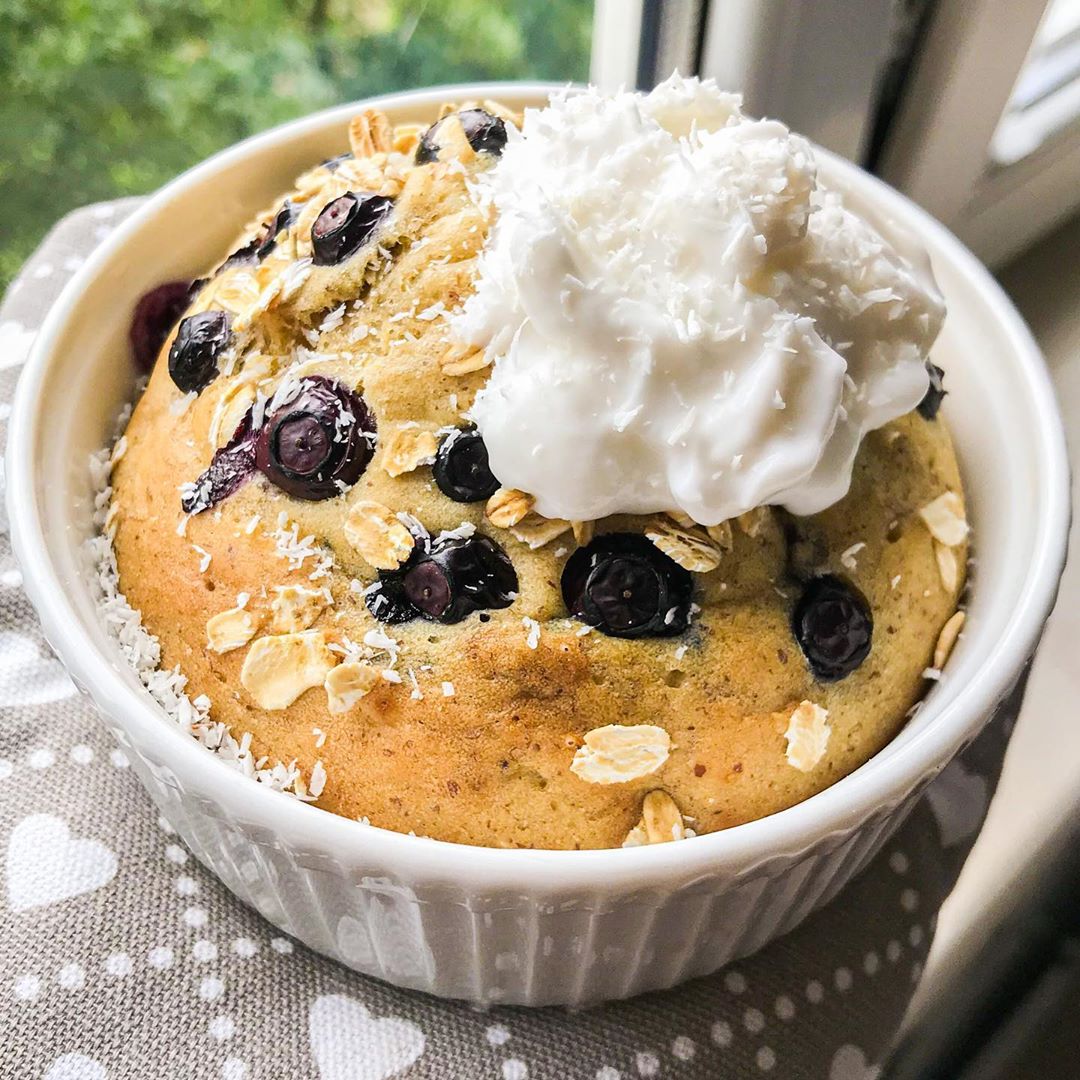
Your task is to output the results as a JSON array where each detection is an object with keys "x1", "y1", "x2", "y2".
[
  {"x1": 318, "y1": 304, "x2": 347, "y2": 333},
  {"x1": 269, "y1": 516, "x2": 334, "y2": 577},
  {"x1": 363, "y1": 627, "x2": 400, "y2": 668},
  {"x1": 417, "y1": 301, "x2": 447, "y2": 321},
  {"x1": 86, "y1": 444, "x2": 318, "y2": 801},
  {"x1": 309, "y1": 760, "x2": 327, "y2": 798},
  {"x1": 169, "y1": 391, "x2": 198, "y2": 417},
  {"x1": 840, "y1": 541, "x2": 866, "y2": 571},
  {"x1": 522, "y1": 616, "x2": 541, "y2": 650},
  {"x1": 435, "y1": 521, "x2": 477, "y2": 543}
]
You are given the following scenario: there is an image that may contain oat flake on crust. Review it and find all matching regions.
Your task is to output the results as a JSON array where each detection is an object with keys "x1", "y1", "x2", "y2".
[
  {"x1": 933, "y1": 610, "x2": 966, "y2": 670},
  {"x1": 570, "y1": 724, "x2": 672, "y2": 785},
  {"x1": 919, "y1": 491, "x2": 968, "y2": 546},
  {"x1": 784, "y1": 701, "x2": 831, "y2": 773},
  {"x1": 486, "y1": 487, "x2": 534, "y2": 529},
  {"x1": 644, "y1": 516, "x2": 722, "y2": 573},
  {"x1": 622, "y1": 789, "x2": 691, "y2": 847},
  {"x1": 240, "y1": 631, "x2": 337, "y2": 711},
  {"x1": 206, "y1": 606, "x2": 261, "y2": 653}
]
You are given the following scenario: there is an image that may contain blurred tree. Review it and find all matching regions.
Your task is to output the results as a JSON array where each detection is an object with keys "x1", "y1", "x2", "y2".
[{"x1": 0, "y1": 0, "x2": 592, "y2": 289}]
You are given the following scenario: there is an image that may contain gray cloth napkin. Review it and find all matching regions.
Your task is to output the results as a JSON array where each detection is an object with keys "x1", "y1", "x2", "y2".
[{"x1": 0, "y1": 202, "x2": 1012, "y2": 1080}]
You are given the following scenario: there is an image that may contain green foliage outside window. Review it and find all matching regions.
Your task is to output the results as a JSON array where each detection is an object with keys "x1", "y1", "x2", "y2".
[{"x1": 0, "y1": 0, "x2": 592, "y2": 290}]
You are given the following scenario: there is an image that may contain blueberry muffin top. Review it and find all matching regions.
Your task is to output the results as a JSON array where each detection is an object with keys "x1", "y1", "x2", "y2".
[{"x1": 110, "y1": 78, "x2": 968, "y2": 849}]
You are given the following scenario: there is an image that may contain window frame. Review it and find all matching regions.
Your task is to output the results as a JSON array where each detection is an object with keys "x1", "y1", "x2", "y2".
[
  {"x1": 875, "y1": 0, "x2": 1080, "y2": 267},
  {"x1": 590, "y1": 0, "x2": 1080, "y2": 267}
]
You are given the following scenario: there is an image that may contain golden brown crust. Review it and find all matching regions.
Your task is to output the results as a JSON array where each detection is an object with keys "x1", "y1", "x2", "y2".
[{"x1": 111, "y1": 105, "x2": 967, "y2": 849}]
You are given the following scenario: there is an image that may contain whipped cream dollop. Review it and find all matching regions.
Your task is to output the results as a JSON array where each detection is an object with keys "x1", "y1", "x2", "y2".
[{"x1": 455, "y1": 76, "x2": 945, "y2": 527}]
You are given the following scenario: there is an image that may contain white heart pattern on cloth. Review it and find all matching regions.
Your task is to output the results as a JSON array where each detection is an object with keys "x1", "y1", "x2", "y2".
[
  {"x1": 6, "y1": 814, "x2": 118, "y2": 912},
  {"x1": 0, "y1": 319, "x2": 37, "y2": 373},
  {"x1": 830, "y1": 1044, "x2": 881, "y2": 1080},
  {"x1": 925, "y1": 758, "x2": 989, "y2": 848},
  {"x1": 0, "y1": 630, "x2": 77, "y2": 706},
  {"x1": 43, "y1": 1052, "x2": 108, "y2": 1079},
  {"x1": 309, "y1": 993, "x2": 425, "y2": 1080}
]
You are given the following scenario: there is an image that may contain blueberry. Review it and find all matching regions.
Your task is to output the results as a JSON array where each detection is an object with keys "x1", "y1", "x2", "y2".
[
  {"x1": 403, "y1": 560, "x2": 453, "y2": 618},
  {"x1": 220, "y1": 237, "x2": 260, "y2": 270},
  {"x1": 415, "y1": 108, "x2": 508, "y2": 164},
  {"x1": 219, "y1": 201, "x2": 298, "y2": 272},
  {"x1": 255, "y1": 201, "x2": 298, "y2": 260},
  {"x1": 432, "y1": 427, "x2": 500, "y2": 502},
  {"x1": 181, "y1": 409, "x2": 259, "y2": 515},
  {"x1": 414, "y1": 129, "x2": 439, "y2": 165},
  {"x1": 129, "y1": 280, "x2": 197, "y2": 374},
  {"x1": 365, "y1": 575, "x2": 422, "y2": 624},
  {"x1": 180, "y1": 376, "x2": 375, "y2": 512},
  {"x1": 458, "y1": 108, "x2": 509, "y2": 155},
  {"x1": 365, "y1": 520, "x2": 433, "y2": 624},
  {"x1": 364, "y1": 527, "x2": 515, "y2": 626},
  {"x1": 255, "y1": 376, "x2": 375, "y2": 500},
  {"x1": 792, "y1": 574, "x2": 873, "y2": 681},
  {"x1": 402, "y1": 534, "x2": 517, "y2": 624},
  {"x1": 274, "y1": 414, "x2": 330, "y2": 475},
  {"x1": 168, "y1": 310, "x2": 232, "y2": 393},
  {"x1": 917, "y1": 362, "x2": 947, "y2": 421},
  {"x1": 321, "y1": 152, "x2": 353, "y2": 172},
  {"x1": 561, "y1": 533, "x2": 692, "y2": 638},
  {"x1": 311, "y1": 191, "x2": 393, "y2": 266}
]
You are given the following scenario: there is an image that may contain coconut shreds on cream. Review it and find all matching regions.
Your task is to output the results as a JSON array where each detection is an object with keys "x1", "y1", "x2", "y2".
[
  {"x1": 459, "y1": 74, "x2": 946, "y2": 526},
  {"x1": 87, "y1": 445, "x2": 325, "y2": 802}
]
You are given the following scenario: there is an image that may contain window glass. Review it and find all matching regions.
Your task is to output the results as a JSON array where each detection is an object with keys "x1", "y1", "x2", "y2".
[
  {"x1": 0, "y1": 1, "x2": 593, "y2": 289},
  {"x1": 991, "y1": 0, "x2": 1080, "y2": 166}
]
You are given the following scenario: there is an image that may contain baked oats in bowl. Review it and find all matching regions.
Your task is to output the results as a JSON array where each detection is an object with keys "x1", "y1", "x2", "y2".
[{"x1": 7, "y1": 79, "x2": 1068, "y2": 1003}]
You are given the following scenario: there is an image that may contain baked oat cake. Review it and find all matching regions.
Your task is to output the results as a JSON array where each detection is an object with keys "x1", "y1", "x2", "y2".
[{"x1": 106, "y1": 77, "x2": 968, "y2": 849}]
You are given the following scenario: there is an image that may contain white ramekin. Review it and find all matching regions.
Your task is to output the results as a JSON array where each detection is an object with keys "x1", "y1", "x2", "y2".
[{"x1": 6, "y1": 84, "x2": 1070, "y2": 1007}]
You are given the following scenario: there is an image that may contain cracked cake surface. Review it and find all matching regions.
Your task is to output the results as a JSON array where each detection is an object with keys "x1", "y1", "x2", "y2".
[{"x1": 108, "y1": 82, "x2": 968, "y2": 849}]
